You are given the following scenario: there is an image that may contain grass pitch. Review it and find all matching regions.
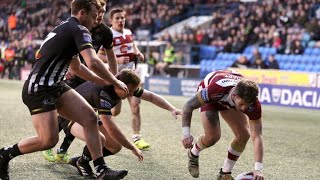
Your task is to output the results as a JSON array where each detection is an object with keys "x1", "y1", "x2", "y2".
[{"x1": 0, "y1": 79, "x2": 319, "y2": 179}]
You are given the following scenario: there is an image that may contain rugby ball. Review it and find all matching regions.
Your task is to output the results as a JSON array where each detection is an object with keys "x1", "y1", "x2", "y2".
[{"x1": 235, "y1": 172, "x2": 254, "y2": 180}]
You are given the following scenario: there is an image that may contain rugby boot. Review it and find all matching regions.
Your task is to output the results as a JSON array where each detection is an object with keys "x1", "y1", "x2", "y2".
[
  {"x1": 134, "y1": 138, "x2": 150, "y2": 150},
  {"x1": 70, "y1": 156, "x2": 94, "y2": 178},
  {"x1": 217, "y1": 168, "x2": 234, "y2": 180},
  {"x1": 96, "y1": 167, "x2": 128, "y2": 180},
  {"x1": 42, "y1": 149, "x2": 56, "y2": 162},
  {"x1": 187, "y1": 149, "x2": 199, "y2": 178},
  {"x1": 55, "y1": 149, "x2": 70, "y2": 163}
]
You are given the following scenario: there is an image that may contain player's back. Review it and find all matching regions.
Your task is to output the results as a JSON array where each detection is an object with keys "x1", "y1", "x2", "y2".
[
  {"x1": 28, "y1": 17, "x2": 93, "y2": 87},
  {"x1": 199, "y1": 70, "x2": 243, "y2": 89}
]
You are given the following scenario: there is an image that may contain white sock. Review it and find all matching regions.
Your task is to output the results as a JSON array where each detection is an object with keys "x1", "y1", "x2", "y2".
[{"x1": 222, "y1": 146, "x2": 242, "y2": 173}]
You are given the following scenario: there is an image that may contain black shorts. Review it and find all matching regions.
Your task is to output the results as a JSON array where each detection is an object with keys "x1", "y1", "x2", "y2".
[
  {"x1": 59, "y1": 114, "x2": 103, "y2": 136},
  {"x1": 22, "y1": 81, "x2": 71, "y2": 115},
  {"x1": 65, "y1": 76, "x2": 86, "y2": 89}
]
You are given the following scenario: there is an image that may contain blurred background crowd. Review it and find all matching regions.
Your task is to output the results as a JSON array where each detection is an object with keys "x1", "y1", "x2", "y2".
[{"x1": 1, "y1": 0, "x2": 320, "y2": 79}]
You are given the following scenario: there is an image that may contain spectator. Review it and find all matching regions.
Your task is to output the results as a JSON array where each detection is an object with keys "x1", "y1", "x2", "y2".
[
  {"x1": 250, "y1": 58, "x2": 268, "y2": 69},
  {"x1": 231, "y1": 55, "x2": 250, "y2": 69},
  {"x1": 1, "y1": 43, "x2": 15, "y2": 79},
  {"x1": 7, "y1": 11, "x2": 17, "y2": 30},
  {"x1": 290, "y1": 40, "x2": 304, "y2": 54},
  {"x1": 267, "y1": 55, "x2": 280, "y2": 69},
  {"x1": 155, "y1": 41, "x2": 175, "y2": 76}
]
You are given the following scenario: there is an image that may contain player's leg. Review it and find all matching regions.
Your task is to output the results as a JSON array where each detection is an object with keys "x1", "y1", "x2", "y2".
[
  {"x1": 0, "y1": 111, "x2": 60, "y2": 179},
  {"x1": 41, "y1": 118, "x2": 64, "y2": 162},
  {"x1": 187, "y1": 109, "x2": 221, "y2": 178},
  {"x1": 0, "y1": 82, "x2": 63, "y2": 179},
  {"x1": 54, "y1": 116, "x2": 76, "y2": 163},
  {"x1": 68, "y1": 122, "x2": 107, "y2": 178},
  {"x1": 42, "y1": 79, "x2": 84, "y2": 163},
  {"x1": 127, "y1": 96, "x2": 150, "y2": 150},
  {"x1": 218, "y1": 109, "x2": 250, "y2": 179},
  {"x1": 70, "y1": 124, "x2": 121, "y2": 177},
  {"x1": 56, "y1": 89, "x2": 127, "y2": 179},
  {"x1": 42, "y1": 116, "x2": 74, "y2": 163}
]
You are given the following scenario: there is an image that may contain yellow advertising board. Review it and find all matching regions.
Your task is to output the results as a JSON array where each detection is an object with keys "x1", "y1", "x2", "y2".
[{"x1": 228, "y1": 68, "x2": 317, "y2": 87}]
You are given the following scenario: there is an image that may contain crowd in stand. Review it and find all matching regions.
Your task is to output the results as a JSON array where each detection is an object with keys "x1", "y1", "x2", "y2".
[
  {"x1": 157, "y1": 0, "x2": 320, "y2": 55},
  {"x1": 1, "y1": 0, "x2": 320, "y2": 79}
]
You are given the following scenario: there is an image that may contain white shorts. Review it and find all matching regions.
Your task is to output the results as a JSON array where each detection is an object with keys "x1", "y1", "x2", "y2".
[{"x1": 118, "y1": 61, "x2": 136, "y2": 71}]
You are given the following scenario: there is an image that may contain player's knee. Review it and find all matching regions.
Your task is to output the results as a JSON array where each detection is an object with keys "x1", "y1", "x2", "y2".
[
  {"x1": 41, "y1": 136, "x2": 59, "y2": 150},
  {"x1": 86, "y1": 112, "x2": 99, "y2": 126},
  {"x1": 112, "y1": 145, "x2": 122, "y2": 154},
  {"x1": 236, "y1": 131, "x2": 250, "y2": 145}
]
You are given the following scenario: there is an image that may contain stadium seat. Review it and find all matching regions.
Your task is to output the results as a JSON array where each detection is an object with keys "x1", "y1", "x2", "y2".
[{"x1": 304, "y1": 47, "x2": 313, "y2": 55}]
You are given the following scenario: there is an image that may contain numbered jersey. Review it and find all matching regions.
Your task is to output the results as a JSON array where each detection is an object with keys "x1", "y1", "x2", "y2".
[
  {"x1": 111, "y1": 28, "x2": 136, "y2": 62},
  {"x1": 27, "y1": 17, "x2": 93, "y2": 92},
  {"x1": 198, "y1": 70, "x2": 262, "y2": 120}
]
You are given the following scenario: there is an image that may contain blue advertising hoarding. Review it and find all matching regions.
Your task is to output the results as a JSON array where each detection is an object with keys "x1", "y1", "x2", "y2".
[{"x1": 145, "y1": 77, "x2": 320, "y2": 110}]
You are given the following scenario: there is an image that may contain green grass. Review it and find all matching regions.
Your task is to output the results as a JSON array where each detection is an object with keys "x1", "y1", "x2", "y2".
[{"x1": 0, "y1": 79, "x2": 320, "y2": 179}]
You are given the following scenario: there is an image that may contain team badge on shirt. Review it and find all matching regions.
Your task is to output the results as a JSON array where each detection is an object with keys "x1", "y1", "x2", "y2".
[
  {"x1": 83, "y1": 33, "x2": 92, "y2": 43},
  {"x1": 100, "y1": 99, "x2": 112, "y2": 109}
]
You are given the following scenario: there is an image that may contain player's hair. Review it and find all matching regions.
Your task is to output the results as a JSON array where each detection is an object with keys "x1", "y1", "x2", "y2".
[
  {"x1": 98, "y1": 0, "x2": 106, "y2": 6},
  {"x1": 116, "y1": 69, "x2": 140, "y2": 86},
  {"x1": 71, "y1": 0, "x2": 101, "y2": 15},
  {"x1": 234, "y1": 79, "x2": 259, "y2": 104},
  {"x1": 109, "y1": 8, "x2": 124, "y2": 19}
]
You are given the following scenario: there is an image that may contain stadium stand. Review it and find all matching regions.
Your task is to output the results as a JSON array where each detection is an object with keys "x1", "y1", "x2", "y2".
[{"x1": 1, "y1": 0, "x2": 320, "y2": 79}]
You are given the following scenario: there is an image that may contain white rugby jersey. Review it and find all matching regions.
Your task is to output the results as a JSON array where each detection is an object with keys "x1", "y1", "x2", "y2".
[{"x1": 111, "y1": 28, "x2": 136, "y2": 62}]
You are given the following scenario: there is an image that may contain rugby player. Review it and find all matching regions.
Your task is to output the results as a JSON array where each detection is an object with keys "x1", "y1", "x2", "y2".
[
  {"x1": 0, "y1": 0, "x2": 129, "y2": 179},
  {"x1": 106, "y1": 8, "x2": 150, "y2": 150},
  {"x1": 41, "y1": 0, "x2": 118, "y2": 164},
  {"x1": 181, "y1": 70, "x2": 264, "y2": 180},
  {"x1": 61, "y1": 69, "x2": 181, "y2": 178}
]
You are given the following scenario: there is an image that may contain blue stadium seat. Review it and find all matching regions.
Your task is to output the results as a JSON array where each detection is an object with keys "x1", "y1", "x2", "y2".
[
  {"x1": 311, "y1": 48, "x2": 320, "y2": 55},
  {"x1": 243, "y1": 46, "x2": 254, "y2": 54},
  {"x1": 304, "y1": 47, "x2": 313, "y2": 55},
  {"x1": 304, "y1": 64, "x2": 313, "y2": 72}
]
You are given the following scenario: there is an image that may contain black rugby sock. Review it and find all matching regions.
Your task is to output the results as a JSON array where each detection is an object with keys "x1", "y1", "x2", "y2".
[
  {"x1": 58, "y1": 134, "x2": 75, "y2": 153},
  {"x1": 102, "y1": 147, "x2": 113, "y2": 157},
  {"x1": 0, "y1": 144, "x2": 22, "y2": 161},
  {"x1": 79, "y1": 146, "x2": 92, "y2": 163}
]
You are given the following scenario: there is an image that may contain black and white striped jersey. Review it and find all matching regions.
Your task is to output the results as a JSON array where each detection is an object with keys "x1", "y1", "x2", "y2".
[{"x1": 27, "y1": 17, "x2": 93, "y2": 93}]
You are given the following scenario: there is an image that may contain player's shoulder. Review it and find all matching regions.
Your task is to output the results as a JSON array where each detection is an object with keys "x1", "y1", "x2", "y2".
[
  {"x1": 99, "y1": 23, "x2": 113, "y2": 36},
  {"x1": 66, "y1": 17, "x2": 90, "y2": 32},
  {"x1": 123, "y1": 28, "x2": 132, "y2": 34}
]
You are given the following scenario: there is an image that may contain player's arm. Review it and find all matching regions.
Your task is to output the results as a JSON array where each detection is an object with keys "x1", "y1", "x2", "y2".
[
  {"x1": 97, "y1": 48, "x2": 108, "y2": 63},
  {"x1": 181, "y1": 91, "x2": 205, "y2": 149},
  {"x1": 69, "y1": 57, "x2": 107, "y2": 85},
  {"x1": 249, "y1": 119, "x2": 264, "y2": 178},
  {"x1": 182, "y1": 91, "x2": 205, "y2": 128},
  {"x1": 105, "y1": 48, "x2": 118, "y2": 75},
  {"x1": 140, "y1": 89, "x2": 181, "y2": 119},
  {"x1": 80, "y1": 48, "x2": 127, "y2": 93},
  {"x1": 99, "y1": 114, "x2": 143, "y2": 161},
  {"x1": 133, "y1": 41, "x2": 144, "y2": 61}
]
